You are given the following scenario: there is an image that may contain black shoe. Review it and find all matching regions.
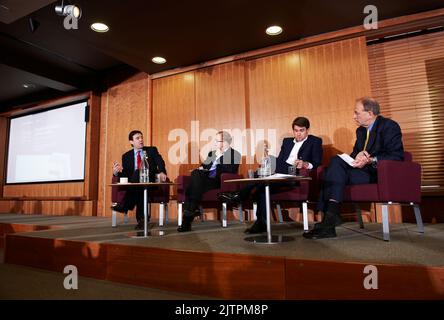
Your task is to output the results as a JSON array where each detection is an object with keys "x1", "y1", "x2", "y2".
[
  {"x1": 111, "y1": 204, "x2": 127, "y2": 213},
  {"x1": 303, "y1": 226, "x2": 337, "y2": 239},
  {"x1": 244, "y1": 220, "x2": 267, "y2": 234},
  {"x1": 135, "y1": 220, "x2": 144, "y2": 230},
  {"x1": 218, "y1": 192, "x2": 241, "y2": 203},
  {"x1": 314, "y1": 211, "x2": 342, "y2": 229}
]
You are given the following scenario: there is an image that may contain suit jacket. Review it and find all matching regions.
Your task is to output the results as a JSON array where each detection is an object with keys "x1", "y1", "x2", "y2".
[
  {"x1": 275, "y1": 135, "x2": 323, "y2": 174},
  {"x1": 119, "y1": 146, "x2": 167, "y2": 183},
  {"x1": 350, "y1": 115, "x2": 404, "y2": 161},
  {"x1": 201, "y1": 147, "x2": 241, "y2": 180}
]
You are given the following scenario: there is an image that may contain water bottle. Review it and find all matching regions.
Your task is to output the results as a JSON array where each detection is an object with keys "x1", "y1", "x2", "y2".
[
  {"x1": 263, "y1": 156, "x2": 271, "y2": 176},
  {"x1": 139, "y1": 150, "x2": 150, "y2": 182}
]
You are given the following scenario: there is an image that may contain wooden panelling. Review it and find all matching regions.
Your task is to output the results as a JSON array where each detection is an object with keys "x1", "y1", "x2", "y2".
[
  {"x1": 368, "y1": 31, "x2": 444, "y2": 187},
  {"x1": 5, "y1": 234, "x2": 107, "y2": 279},
  {"x1": 83, "y1": 92, "x2": 101, "y2": 201},
  {"x1": 97, "y1": 72, "x2": 150, "y2": 217},
  {"x1": 106, "y1": 244, "x2": 286, "y2": 299},
  {"x1": 152, "y1": 71, "x2": 196, "y2": 181},
  {"x1": 0, "y1": 200, "x2": 95, "y2": 216},
  {"x1": 3, "y1": 182, "x2": 84, "y2": 197},
  {"x1": 285, "y1": 258, "x2": 444, "y2": 299},
  {"x1": 248, "y1": 37, "x2": 371, "y2": 163}
]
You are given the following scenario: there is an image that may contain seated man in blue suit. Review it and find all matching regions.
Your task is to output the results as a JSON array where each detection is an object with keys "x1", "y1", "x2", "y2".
[
  {"x1": 220, "y1": 117, "x2": 323, "y2": 234},
  {"x1": 303, "y1": 97, "x2": 404, "y2": 239}
]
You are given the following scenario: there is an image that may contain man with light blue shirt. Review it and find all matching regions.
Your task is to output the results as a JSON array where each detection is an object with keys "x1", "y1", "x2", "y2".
[
  {"x1": 304, "y1": 97, "x2": 404, "y2": 239},
  {"x1": 177, "y1": 131, "x2": 241, "y2": 232}
]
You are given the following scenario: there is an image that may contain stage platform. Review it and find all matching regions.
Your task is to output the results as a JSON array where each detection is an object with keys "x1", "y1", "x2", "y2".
[{"x1": 1, "y1": 213, "x2": 443, "y2": 299}]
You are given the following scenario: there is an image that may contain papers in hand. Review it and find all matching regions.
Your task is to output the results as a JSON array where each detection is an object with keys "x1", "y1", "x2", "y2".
[{"x1": 338, "y1": 153, "x2": 355, "y2": 167}]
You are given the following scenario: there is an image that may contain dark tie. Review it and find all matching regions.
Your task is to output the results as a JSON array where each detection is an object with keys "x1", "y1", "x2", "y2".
[{"x1": 136, "y1": 151, "x2": 141, "y2": 170}]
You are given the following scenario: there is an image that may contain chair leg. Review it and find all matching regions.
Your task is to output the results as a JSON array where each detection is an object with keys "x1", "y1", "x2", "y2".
[
  {"x1": 165, "y1": 204, "x2": 169, "y2": 225},
  {"x1": 412, "y1": 203, "x2": 424, "y2": 234},
  {"x1": 382, "y1": 203, "x2": 390, "y2": 241},
  {"x1": 238, "y1": 204, "x2": 244, "y2": 223},
  {"x1": 276, "y1": 203, "x2": 283, "y2": 223},
  {"x1": 178, "y1": 202, "x2": 183, "y2": 226},
  {"x1": 159, "y1": 203, "x2": 165, "y2": 227},
  {"x1": 302, "y1": 201, "x2": 308, "y2": 231},
  {"x1": 112, "y1": 208, "x2": 117, "y2": 228},
  {"x1": 252, "y1": 202, "x2": 257, "y2": 221},
  {"x1": 222, "y1": 202, "x2": 227, "y2": 228},
  {"x1": 354, "y1": 203, "x2": 364, "y2": 229}
]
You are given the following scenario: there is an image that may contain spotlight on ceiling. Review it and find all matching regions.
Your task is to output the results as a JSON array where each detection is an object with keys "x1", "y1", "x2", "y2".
[
  {"x1": 266, "y1": 25, "x2": 283, "y2": 36},
  {"x1": 91, "y1": 22, "x2": 109, "y2": 33},
  {"x1": 55, "y1": 1, "x2": 82, "y2": 19},
  {"x1": 152, "y1": 57, "x2": 167, "y2": 64}
]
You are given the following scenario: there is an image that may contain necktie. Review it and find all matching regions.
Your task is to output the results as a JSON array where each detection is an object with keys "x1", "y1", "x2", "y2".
[
  {"x1": 363, "y1": 128, "x2": 370, "y2": 151},
  {"x1": 136, "y1": 151, "x2": 142, "y2": 170}
]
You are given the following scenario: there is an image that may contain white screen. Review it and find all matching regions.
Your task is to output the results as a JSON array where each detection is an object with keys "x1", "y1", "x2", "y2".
[{"x1": 6, "y1": 101, "x2": 87, "y2": 183}]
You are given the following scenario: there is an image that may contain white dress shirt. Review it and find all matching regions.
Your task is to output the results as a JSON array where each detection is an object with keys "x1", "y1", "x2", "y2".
[{"x1": 285, "y1": 137, "x2": 313, "y2": 169}]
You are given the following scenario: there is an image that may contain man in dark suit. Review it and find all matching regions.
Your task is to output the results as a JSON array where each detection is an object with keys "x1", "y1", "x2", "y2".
[
  {"x1": 112, "y1": 130, "x2": 167, "y2": 230},
  {"x1": 303, "y1": 97, "x2": 404, "y2": 239},
  {"x1": 177, "y1": 131, "x2": 241, "y2": 232},
  {"x1": 220, "y1": 117, "x2": 323, "y2": 233}
]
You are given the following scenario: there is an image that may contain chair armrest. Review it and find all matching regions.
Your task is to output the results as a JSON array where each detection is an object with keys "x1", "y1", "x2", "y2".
[
  {"x1": 175, "y1": 175, "x2": 192, "y2": 193},
  {"x1": 377, "y1": 160, "x2": 421, "y2": 203},
  {"x1": 220, "y1": 173, "x2": 243, "y2": 192}
]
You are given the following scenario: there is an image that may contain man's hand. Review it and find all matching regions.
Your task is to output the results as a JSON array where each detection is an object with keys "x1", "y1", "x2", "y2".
[
  {"x1": 295, "y1": 159, "x2": 310, "y2": 169},
  {"x1": 113, "y1": 162, "x2": 123, "y2": 176},
  {"x1": 352, "y1": 151, "x2": 372, "y2": 168},
  {"x1": 158, "y1": 172, "x2": 167, "y2": 182}
]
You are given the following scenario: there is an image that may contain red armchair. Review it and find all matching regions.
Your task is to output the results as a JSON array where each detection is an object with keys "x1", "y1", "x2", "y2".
[
  {"x1": 340, "y1": 151, "x2": 423, "y2": 241},
  {"x1": 175, "y1": 173, "x2": 243, "y2": 227},
  {"x1": 270, "y1": 168, "x2": 313, "y2": 231},
  {"x1": 111, "y1": 175, "x2": 170, "y2": 227}
]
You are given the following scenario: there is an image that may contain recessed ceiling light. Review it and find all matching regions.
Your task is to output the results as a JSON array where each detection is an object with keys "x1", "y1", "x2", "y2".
[
  {"x1": 23, "y1": 83, "x2": 36, "y2": 89},
  {"x1": 90, "y1": 22, "x2": 109, "y2": 33},
  {"x1": 266, "y1": 25, "x2": 283, "y2": 36},
  {"x1": 152, "y1": 57, "x2": 166, "y2": 64}
]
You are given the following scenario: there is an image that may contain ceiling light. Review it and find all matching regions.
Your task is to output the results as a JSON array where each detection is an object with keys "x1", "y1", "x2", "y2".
[
  {"x1": 266, "y1": 25, "x2": 283, "y2": 36},
  {"x1": 152, "y1": 57, "x2": 166, "y2": 64},
  {"x1": 23, "y1": 84, "x2": 36, "y2": 89},
  {"x1": 91, "y1": 22, "x2": 109, "y2": 33},
  {"x1": 55, "y1": 1, "x2": 82, "y2": 19}
]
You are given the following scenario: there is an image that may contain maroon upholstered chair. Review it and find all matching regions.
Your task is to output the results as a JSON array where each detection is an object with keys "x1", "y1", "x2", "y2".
[
  {"x1": 341, "y1": 151, "x2": 424, "y2": 241},
  {"x1": 111, "y1": 175, "x2": 170, "y2": 227},
  {"x1": 175, "y1": 172, "x2": 242, "y2": 227},
  {"x1": 270, "y1": 168, "x2": 313, "y2": 231}
]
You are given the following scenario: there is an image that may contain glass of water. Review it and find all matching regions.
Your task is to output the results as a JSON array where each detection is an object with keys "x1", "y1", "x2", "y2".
[{"x1": 288, "y1": 165, "x2": 297, "y2": 176}]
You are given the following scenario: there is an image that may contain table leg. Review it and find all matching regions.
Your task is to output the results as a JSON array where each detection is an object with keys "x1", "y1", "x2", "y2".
[
  {"x1": 244, "y1": 182, "x2": 294, "y2": 244},
  {"x1": 265, "y1": 184, "x2": 272, "y2": 243},
  {"x1": 144, "y1": 186, "x2": 148, "y2": 237}
]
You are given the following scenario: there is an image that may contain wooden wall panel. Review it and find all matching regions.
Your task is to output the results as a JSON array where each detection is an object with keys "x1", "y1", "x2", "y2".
[
  {"x1": 97, "y1": 73, "x2": 150, "y2": 217},
  {"x1": 248, "y1": 37, "x2": 371, "y2": 164},
  {"x1": 83, "y1": 92, "x2": 101, "y2": 201},
  {"x1": 152, "y1": 71, "x2": 196, "y2": 181},
  {"x1": 3, "y1": 182, "x2": 84, "y2": 197},
  {"x1": 368, "y1": 31, "x2": 444, "y2": 188},
  {"x1": 0, "y1": 200, "x2": 95, "y2": 216},
  {"x1": 195, "y1": 62, "x2": 247, "y2": 160},
  {"x1": 248, "y1": 51, "x2": 303, "y2": 159}
]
